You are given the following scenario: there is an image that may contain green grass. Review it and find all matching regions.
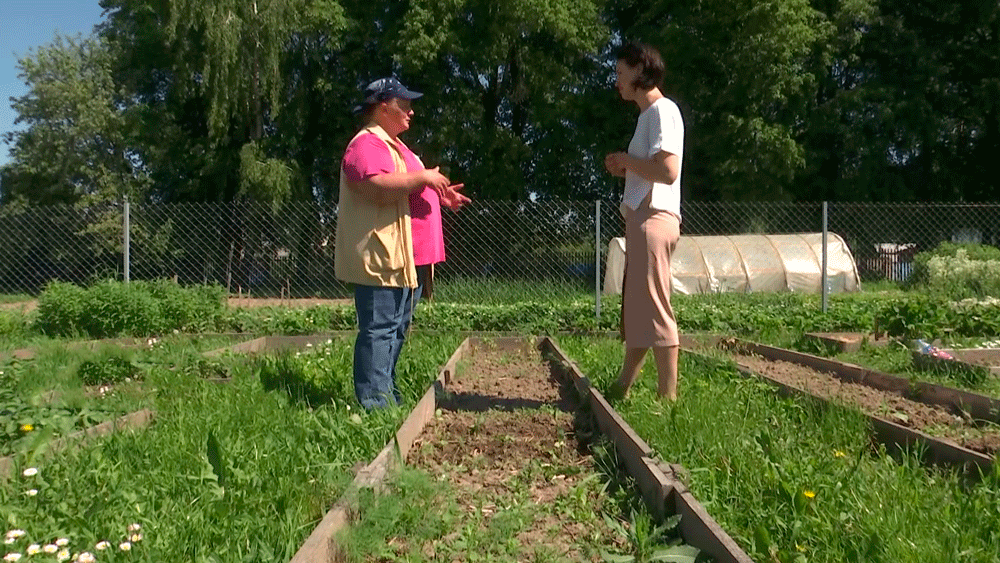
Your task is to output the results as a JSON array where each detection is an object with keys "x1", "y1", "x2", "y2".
[
  {"x1": 431, "y1": 276, "x2": 594, "y2": 305},
  {"x1": 559, "y1": 336, "x2": 1000, "y2": 563},
  {"x1": 0, "y1": 334, "x2": 462, "y2": 561}
]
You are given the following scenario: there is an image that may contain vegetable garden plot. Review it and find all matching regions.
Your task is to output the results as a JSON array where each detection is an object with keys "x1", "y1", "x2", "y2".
[
  {"x1": 302, "y1": 337, "x2": 749, "y2": 563},
  {"x1": 560, "y1": 336, "x2": 1000, "y2": 563}
]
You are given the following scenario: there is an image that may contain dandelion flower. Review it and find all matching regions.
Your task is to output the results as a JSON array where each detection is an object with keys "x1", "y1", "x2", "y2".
[
  {"x1": 796, "y1": 544, "x2": 807, "y2": 553},
  {"x1": 118, "y1": 542, "x2": 131, "y2": 552},
  {"x1": 19, "y1": 424, "x2": 32, "y2": 433},
  {"x1": 129, "y1": 534, "x2": 142, "y2": 543},
  {"x1": 94, "y1": 541, "x2": 110, "y2": 551},
  {"x1": 77, "y1": 553, "x2": 96, "y2": 563},
  {"x1": 834, "y1": 450, "x2": 846, "y2": 458},
  {"x1": 126, "y1": 524, "x2": 141, "y2": 533},
  {"x1": 43, "y1": 545, "x2": 58, "y2": 554},
  {"x1": 26, "y1": 546, "x2": 40, "y2": 555},
  {"x1": 3, "y1": 553, "x2": 22, "y2": 562},
  {"x1": 55, "y1": 539, "x2": 69, "y2": 547},
  {"x1": 24, "y1": 490, "x2": 37, "y2": 497},
  {"x1": 56, "y1": 549, "x2": 70, "y2": 561},
  {"x1": 21, "y1": 468, "x2": 37, "y2": 478},
  {"x1": 803, "y1": 490, "x2": 816, "y2": 499}
]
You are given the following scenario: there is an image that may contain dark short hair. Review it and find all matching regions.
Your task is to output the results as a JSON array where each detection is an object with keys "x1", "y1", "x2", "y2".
[{"x1": 616, "y1": 41, "x2": 664, "y2": 90}]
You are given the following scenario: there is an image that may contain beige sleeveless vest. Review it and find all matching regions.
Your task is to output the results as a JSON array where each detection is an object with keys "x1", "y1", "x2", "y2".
[{"x1": 334, "y1": 126, "x2": 418, "y2": 288}]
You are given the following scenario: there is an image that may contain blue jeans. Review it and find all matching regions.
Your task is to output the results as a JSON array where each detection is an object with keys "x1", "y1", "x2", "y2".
[{"x1": 353, "y1": 281, "x2": 422, "y2": 409}]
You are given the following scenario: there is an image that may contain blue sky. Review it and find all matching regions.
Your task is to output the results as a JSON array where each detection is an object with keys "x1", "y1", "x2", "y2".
[{"x1": 1, "y1": 1, "x2": 107, "y2": 165}]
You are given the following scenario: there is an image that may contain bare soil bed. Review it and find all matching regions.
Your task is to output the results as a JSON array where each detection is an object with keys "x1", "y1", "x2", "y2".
[
  {"x1": 732, "y1": 352, "x2": 1000, "y2": 455},
  {"x1": 404, "y1": 343, "x2": 618, "y2": 562}
]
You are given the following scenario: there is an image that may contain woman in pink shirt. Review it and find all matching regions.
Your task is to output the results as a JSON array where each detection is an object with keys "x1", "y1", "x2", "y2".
[{"x1": 340, "y1": 77, "x2": 469, "y2": 408}]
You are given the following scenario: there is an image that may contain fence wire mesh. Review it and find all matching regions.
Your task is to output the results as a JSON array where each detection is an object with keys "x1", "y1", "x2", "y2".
[{"x1": 1, "y1": 200, "x2": 998, "y2": 304}]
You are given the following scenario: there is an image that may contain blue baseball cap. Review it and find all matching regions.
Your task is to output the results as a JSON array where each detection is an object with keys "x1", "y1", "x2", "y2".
[{"x1": 354, "y1": 77, "x2": 423, "y2": 113}]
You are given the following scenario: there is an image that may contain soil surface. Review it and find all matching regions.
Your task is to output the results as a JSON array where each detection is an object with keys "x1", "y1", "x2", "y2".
[
  {"x1": 404, "y1": 342, "x2": 617, "y2": 562},
  {"x1": 0, "y1": 297, "x2": 352, "y2": 314},
  {"x1": 732, "y1": 352, "x2": 1000, "y2": 455}
]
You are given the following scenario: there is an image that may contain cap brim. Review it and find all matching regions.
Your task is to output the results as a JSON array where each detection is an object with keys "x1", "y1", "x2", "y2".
[{"x1": 399, "y1": 89, "x2": 423, "y2": 100}]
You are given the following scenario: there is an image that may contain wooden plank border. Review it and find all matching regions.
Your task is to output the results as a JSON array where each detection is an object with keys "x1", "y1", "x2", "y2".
[
  {"x1": 724, "y1": 338, "x2": 1000, "y2": 424},
  {"x1": 288, "y1": 337, "x2": 471, "y2": 563},
  {"x1": 729, "y1": 362, "x2": 994, "y2": 477},
  {"x1": 539, "y1": 337, "x2": 754, "y2": 563}
]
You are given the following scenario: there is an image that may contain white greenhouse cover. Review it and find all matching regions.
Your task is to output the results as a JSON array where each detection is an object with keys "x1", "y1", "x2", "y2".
[{"x1": 603, "y1": 233, "x2": 861, "y2": 295}]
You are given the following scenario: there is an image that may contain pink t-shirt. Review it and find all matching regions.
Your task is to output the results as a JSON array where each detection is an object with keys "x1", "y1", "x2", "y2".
[{"x1": 342, "y1": 133, "x2": 445, "y2": 266}]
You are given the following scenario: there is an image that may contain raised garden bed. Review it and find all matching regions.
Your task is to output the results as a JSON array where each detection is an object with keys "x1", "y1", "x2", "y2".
[
  {"x1": 715, "y1": 338, "x2": 997, "y2": 475},
  {"x1": 289, "y1": 336, "x2": 751, "y2": 563},
  {"x1": 558, "y1": 335, "x2": 1000, "y2": 562}
]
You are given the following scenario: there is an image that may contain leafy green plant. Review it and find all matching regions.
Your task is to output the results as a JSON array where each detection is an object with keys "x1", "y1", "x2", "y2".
[
  {"x1": 34, "y1": 280, "x2": 226, "y2": 337},
  {"x1": 601, "y1": 512, "x2": 700, "y2": 563},
  {"x1": 908, "y1": 242, "x2": 1000, "y2": 299},
  {"x1": 35, "y1": 281, "x2": 87, "y2": 336},
  {"x1": 76, "y1": 354, "x2": 140, "y2": 386}
]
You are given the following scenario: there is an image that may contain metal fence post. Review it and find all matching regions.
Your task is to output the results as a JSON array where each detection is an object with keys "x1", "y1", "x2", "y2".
[
  {"x1": 124, "y1": 195, "x2": 131, "y2": 283},
  {"x1": 595, "y1": 200, "x2": 602, "y2": 320},
  {"x1": 821, "y1": 201, "x2": 828, "y2": 313}
]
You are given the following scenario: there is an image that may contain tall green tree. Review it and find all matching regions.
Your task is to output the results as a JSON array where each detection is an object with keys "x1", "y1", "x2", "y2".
[
  {"x1": 1, "y1": 35, "x2": 149, "y2": 206},
  {"x1": 342, "y1": 0, "x2": 609, "y2": 200},
  {"x1": 610, "y1": 0, "x2": 855, "y2": 201},
  {"x1": 837, "y1": 0, "x2": 999, "y2": 201},
  {"x1": 98, "y1": 0, "x2": 347, "y2": 204}
]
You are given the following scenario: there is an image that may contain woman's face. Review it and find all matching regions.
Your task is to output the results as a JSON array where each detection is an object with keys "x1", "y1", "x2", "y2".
[
  {"x1": 379, "y1": 97, "x2": 413, "y2": 136},
  {"x1": 615, "y1": 60, "x2": 641, "y2": 102}
]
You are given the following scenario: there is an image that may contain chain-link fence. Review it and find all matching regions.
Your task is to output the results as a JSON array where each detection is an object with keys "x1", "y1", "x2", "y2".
[{"x1": 1, "y1": 200, "x2": 998, "y2": 305}]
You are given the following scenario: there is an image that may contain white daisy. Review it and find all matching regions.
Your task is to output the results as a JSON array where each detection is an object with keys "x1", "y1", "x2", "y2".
[
  {"x1": 21, "y1": 468, "x2": 37, "y2": 478},
  {"x1": 77, "y1": 553, "x2": 96, "y2": 563},
  {"x1": 118, "y1": 542, "x2": 131, "y2": 552},
  {"x1": 56, "y1": 549, "x2": 70, "y2": 561},
  {"x1": 94, "y1": 541, "x2": 110, "y2": 551}
]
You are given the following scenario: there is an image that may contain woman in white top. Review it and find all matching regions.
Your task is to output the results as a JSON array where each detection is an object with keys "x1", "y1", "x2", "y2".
[{"x1": 603, "y1": 41, "x2": 684, "y2": 402}]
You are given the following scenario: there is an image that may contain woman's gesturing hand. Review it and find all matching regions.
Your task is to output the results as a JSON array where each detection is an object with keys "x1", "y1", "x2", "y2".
[{"x1": 604, "y1": 152, "x2": 628, "y2": 177}]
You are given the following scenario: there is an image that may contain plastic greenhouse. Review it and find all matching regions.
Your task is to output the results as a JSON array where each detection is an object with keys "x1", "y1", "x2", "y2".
[{"x1": 603, "y1": 233, "x2": 861, "y2": 295}]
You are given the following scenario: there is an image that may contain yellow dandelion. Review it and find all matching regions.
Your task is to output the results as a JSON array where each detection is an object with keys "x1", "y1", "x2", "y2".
[
  {"x1": 796, "y1": 544, "x2": 807, "y2": 553},
  {"x1": 803, "y1": 490, "x2": 816, "y2": 499},
  {"x1": 19, "y1": 424, "x2": 32, "y2": 433},
  {"x1": 834, "y1": 450, "x2": 846, "y2": 458}
]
